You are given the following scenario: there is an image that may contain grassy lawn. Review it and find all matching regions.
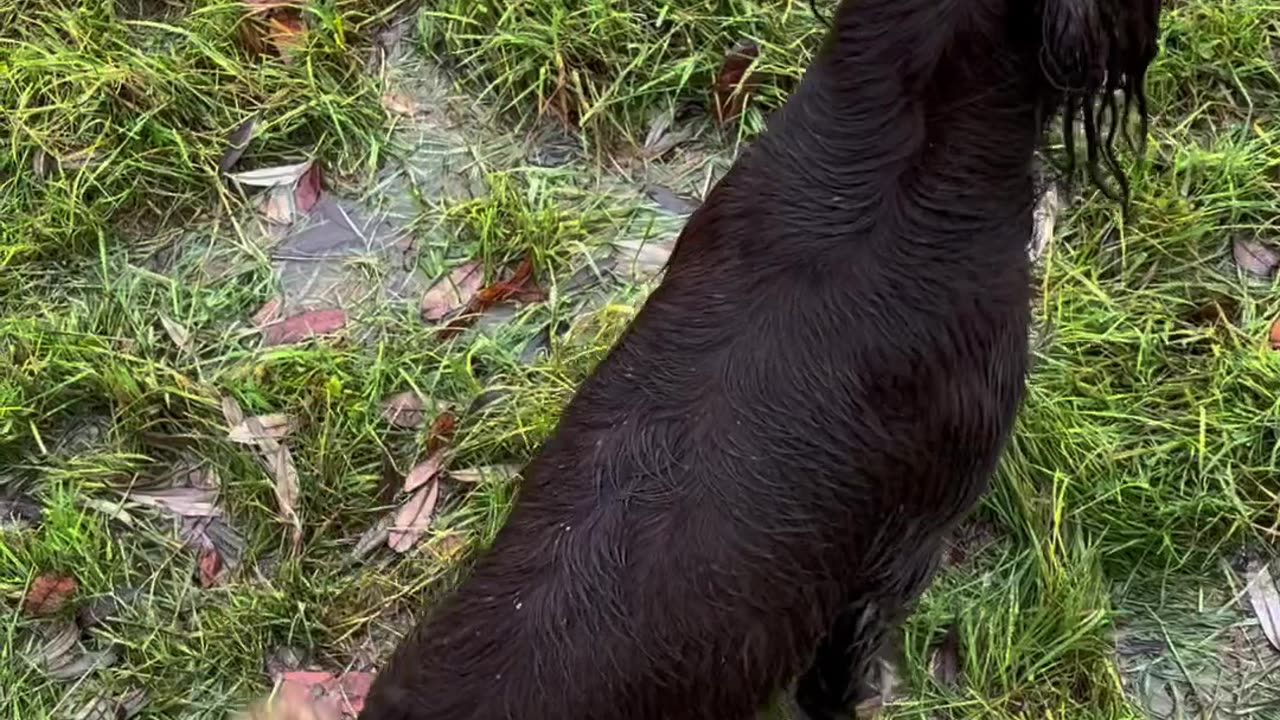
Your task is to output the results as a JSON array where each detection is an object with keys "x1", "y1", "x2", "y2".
[{"x1": 2, "y1": 0, "x2": 1279, "y2": 718}]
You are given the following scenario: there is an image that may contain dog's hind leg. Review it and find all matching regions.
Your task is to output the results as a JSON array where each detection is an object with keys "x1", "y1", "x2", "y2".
[{"x1": 793, "y1": 542, "x2": 945, "y2": 719}]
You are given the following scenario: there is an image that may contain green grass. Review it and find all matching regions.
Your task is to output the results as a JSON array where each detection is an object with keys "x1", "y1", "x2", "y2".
[{"x1": 3, "y1": 0, "x2": 1280, "y2": 718}]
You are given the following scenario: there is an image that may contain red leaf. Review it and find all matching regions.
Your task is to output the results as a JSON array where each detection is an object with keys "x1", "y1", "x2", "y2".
[
  {"x1": 24, "y1": 573, "x2": 78, "y2": 617},
  {"x1": 278, "y1": 670, "x2": 377, "y2": 718},
  {"x1": 262, "y1": 308, "x2": 347, "y2": 346},
  {"x1": 713, "y1": 41, "x2": 761, "y2": 125},
  {"x1": 1270, "y1": 318, "x2": 1280, "y2": 350},
  {"x1": 198, "y1": 548, "x2": 224, "y2": 588},
  {"x1": 437, "y1": 256, "x2": 544, "y2": 339},
  {"x1": 295, "y1": 162, "x2": 323, "y2": 214},
  {"x1": 427, "y1": 411, "x2": 457, "y2": 452}
]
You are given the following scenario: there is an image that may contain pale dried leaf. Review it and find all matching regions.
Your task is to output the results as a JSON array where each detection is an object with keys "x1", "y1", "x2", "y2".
[
  {"x1": 70, "y1": 688, "x2": 148, "y2": 720},
  {"x1": 1246, "y1": 563, "x2": 1280, "y2": 652},
  {"x1": 403, "y1": 450, "x2": 448, "y2": 493},
  {"x1": 421, "y1": 261, "x2": 484, "y2": 322},
  {"x1": 46, "y1": 645, "x2": 120, "y2": 681},
  {"x1": 380, "y1": 392, "x2": 425, "y2": 429},
  {"x1": 159, "y1": 314, "x2": 193, "y2": 354},
  {"x1": 262, "y1": 185, "x2": 296, "y2": 225},
  {"x1": 929, "y1": 624, "x2": 962, "y2": 688},
  {"x1": 228, "y1": 161, "x2": 312, "y2": 188},
  {"x1": 80, "y1": 497, "x2": 138, "y2": 526},
  {"x1": 387, "y1": 480, "x2": 439, "y2": 553},
  {"x1": 447, "y1": 464, "x2": 521, "y2": 485},
  {"x1": 270, "y1": 444, "x2": 302, "y2": 533},
  {"x1": 31, "y1": 620, "x2": 80, "y2": 667},
  {"x1": 382, "y1": 93, "x2": 419, "y2": 116},
  {"x1": 351, "y1": 513, "x2": 395, "y2": 561},
  {"x1": 1234, "y1": 238, "x2": 1280, "y2": 278},
  {"x1": 222, "y1": 396, "x2": 247, "y2": 428},
  {"x1": 123, "y1": 486, "x2": 221, "y2": 518},
  {"x1": 643, "y1": 184, "x2": 698, "y2": 215},
  {"x1": 228, "y1": 414, "x2": 297, "y2": 444}
]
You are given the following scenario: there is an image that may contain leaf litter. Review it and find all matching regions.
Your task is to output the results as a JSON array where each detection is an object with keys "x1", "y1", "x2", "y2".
[
  {"x1": 388, "y1": 479, "x2": 440, "y2": 553},
  {"x1": 380, "y1": 392, "x2": 426, "y2": 429},
  {"x1": 1245, "y1": 561, "x2": 1280, "y2": 652},
  {"x1": 263, "y1": 308, "x2": 348, "y2": 346},
  {"x1": 1233, "y1": 238, "x2": 1279, "y2": 279},
  {"x1": 222, "y1": 396, "x2": 303, "y2": 550},
  {"x1": 24, "y1": 573, "x2": 78, "y2": 617},
  {"x1": 229, "y1": 414, "x2": 298, "y2": 444},
  {"x1": 420, "y1": 260, "x2": 484, "y2": 322}
]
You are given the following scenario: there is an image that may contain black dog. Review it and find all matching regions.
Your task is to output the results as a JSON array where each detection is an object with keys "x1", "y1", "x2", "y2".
[{"x1": 360, "y1": 1, "x2": 1161, "y2": 718}]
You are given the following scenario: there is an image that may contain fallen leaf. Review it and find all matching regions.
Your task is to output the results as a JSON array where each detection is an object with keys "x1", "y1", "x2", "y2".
[
  {"x1": 929, "y1": 623, "x2": 962, "y2": 688},
  {"x1": 270, "y1": 444, "x2": 303, "y2": 546},
  {"x1": 123, "y1": 486, "x2": 221, "y2": 518},
  {"x1": 427, "y1": 411, "x2": 457, "y2": 452},
  {"x1": 24, "y1": 573, "x2": 78, "y2": 617},
  {"x1": 228, "y1": 161, "x2": 312, "y2": 189},
  {"x1": 438, "y1": 256, "x2": 544, "y2": 338},
  {"x1": 263, "y1": 308, "x2": 348, "y2": 346},
  {"x1": 253, "y1": 297, "x2": 285, "y2": 328},
  {"x1": 179, "y1": 516, "x2": 246, "y2": 576},
  {"x1": 265, "y1": 11, "x2": 306, "y2": 57},
  {"x1": 351, "y1": 513, "x2": 395, "y2": 562},
  {"x1": 643, "y1": 184, "x2": 699, "y2": 215},
  {"x1": 199, "y1": 547, "x2": 225, "y2": 588},
  {"x1": 1246, "y1": 562, "x2": 1280, "y2": 651},
  {"x1": 1, "y1": 493, "x2": 43, "y2": 531},
  {"x1": 387, "y1": 480, "x2": 440, "y2": 553},
  {"x1": 222, "y1": 395, "x2": 247, "y2": 427},
  {"x1": 403, "y1": 450, "x2": 448, "y2": 494},
  {"x1": 420, "y1": 261, "x2": 484, "y2": 323},
  {"x1": 71, "y1": 688, "x2": 148, "y2": 720},
  {"x1": 220, "y1": 114, "x2": 260, "y2": 174},
  {"x1": 447, "y1": 464, "x2": 522, "y2": 485},
  {"x1": 380, "y1": 392, "x2": 426, "y2": 429},
  {"x1": 77, "y1": 587, "x2": 141, "y2": 630},
  {"x1": 274, "y1": 669, "x2": 377, "y2": 718},
  {"x1": 382, "y1": 93, "x2": 419, "y2": 116},
  {"x1": 295, "y1": 162, "x2": 323, "y2": 214},
  {"x1": 262, "y1": 185, "x2": 296, "y2": 225},
  {"x1": 1270, "y1": 318, "x2": 1280, "y2": 350},
  {"x1": 46, "y1": 645, "x2": 121, "y2": 681},
  {"x1": 1234, "y1": 238, "x2": 1279, "y2": 278},
  {"x1": 713, "y1": 40, "x2": 761, "y2": 125},
  {"x1": 159, "y1": 314, "x2": 193, "y2": 354},
  {"x1": 228, "y1": 414, "x2": 297, "y2": 444}
]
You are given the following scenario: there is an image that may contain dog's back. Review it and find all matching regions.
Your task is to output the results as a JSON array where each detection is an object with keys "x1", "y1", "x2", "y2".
[{"x1": 360, "y1": 1, "x2": 1162, "y2": 718}]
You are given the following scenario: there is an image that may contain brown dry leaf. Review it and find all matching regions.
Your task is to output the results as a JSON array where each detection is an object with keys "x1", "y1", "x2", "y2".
[
  {"x1": 270, "y1": 444, "x2": 303, "y2": 546},
  {"x1": 713, "y1": 40, "x2": 761, "y2": 125},
  {"x1": 382, "y1": 93, "x2": 419, "y2": 116},
  {"x1": 447, "y1": 464, "x2": 521, "y2": 485},
  {"x1": 199, "y1": 547, "x2": 225, "y2": 588},
  {"x1": 380, "y1": 392, "x2": 426, "y2": 429},
  {"x1": 426, "y1": 411, "x2": 457, "y2": 452},
  {"x1": 403, "y1": 450, "x2": 448, "y2": 494},
  {"x1": 1246, "y1": 562, "x2": 1280, "y2": 651},
  {"x1": 223, "y1": 395, "x2": 247, "y2": 427},
  {"x1": 228, "y1": 414, "x2": 297, "y2": 444},
  {"x1": 263, "y1": 308, "x2": 348, "y2": 346},
  {"x1": 265, "y1": 11, "x2": 306, "y2": 57},
  {"x1": 262, "y1": 186, "x2": 296, "y2": 225},
  {"x1": 929, "y1": 624, "x2": 962, "y2": 688},
  {"x1": 220, "y1": 114, "x2": 260, "y2": 174},
  {"x1": 387, "y1": 480, "x2": 440, "y2": 553},
  {"x1": 124, "y1": 486, "x2": 221, "y2": 518},
  {"x1": 1269, "y1": 318, "x2": 1280, "y2": 350},
  {"x1": 1234, "y1": 238, "x2": 1280, "y2": 278},
  {"x1": 24, "y1": 573, "x2": 78, "y2": 617},
  {"x1": 227, "y1": 160, "x2": 312, "y2": 189},
  {"x1": 421, "y1": 261, "x2": 484, "y2": 323},
  {"x1": 438, "y1": 256, "x2": 544, "y2": 339}
]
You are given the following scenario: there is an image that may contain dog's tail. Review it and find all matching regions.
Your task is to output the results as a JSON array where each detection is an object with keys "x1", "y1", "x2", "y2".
[{"x1": 1036, "y1": 0, "x2": 1163, "y2": 203}]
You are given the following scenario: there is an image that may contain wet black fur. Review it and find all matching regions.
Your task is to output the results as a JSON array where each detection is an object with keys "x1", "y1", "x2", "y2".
[{"x1": 360, "y1": 1, "x2": 1162, "y2": 718}]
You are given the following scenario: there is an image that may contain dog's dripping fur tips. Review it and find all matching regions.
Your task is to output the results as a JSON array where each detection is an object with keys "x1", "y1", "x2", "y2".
[{"x1": 360, "y1": 1, "x2": 1163, "y2": 719}]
